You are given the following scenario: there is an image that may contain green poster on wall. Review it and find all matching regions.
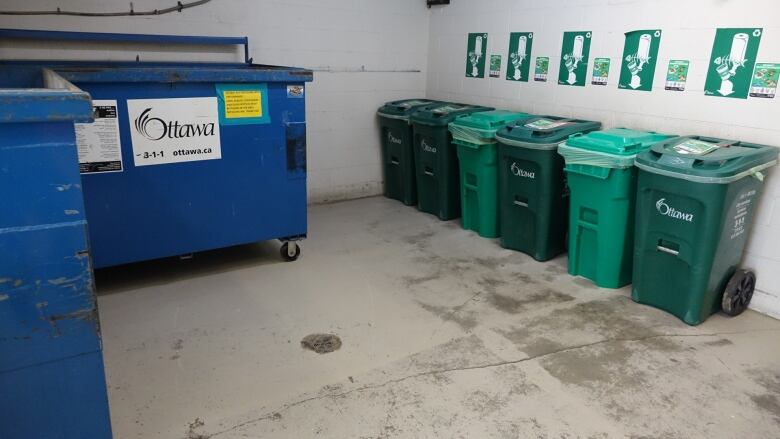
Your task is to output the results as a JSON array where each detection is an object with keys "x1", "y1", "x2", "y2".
[
  {"x1": 750, "y1": 62, "x2": 779, "y2": 98},
  {"x1": 489, "y1": 54, "x2": 502, "y2": 78},
  {"x1": 665, "y1": 60, "x2": 689, "y2": 91},
  {"x1": 591, "y1": 58, "x2": 610, "y2": 85},
  {"x1": 618, "y1": 30, "x2": 662, "y2": 91},
  {"x1": 534, "y1": 57, "x2": 549, "y2": 82},
  {"x1": 704, "y1": 28, "x2": 763, "y2": 99},
  {"x1": 506, "y1": 32, "x2": 534, "y2": 82},
  {"x1": 465, "y1": 33, "x2": 488, "y2": 78},
  {"x1": 558, "y1": 31, "x2": 592, "y2": 86}
]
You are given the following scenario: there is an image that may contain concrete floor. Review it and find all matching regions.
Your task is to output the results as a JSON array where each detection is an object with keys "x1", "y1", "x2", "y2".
[{"x1": 96, "y1": 196, "x2": 780, "y2": 439}]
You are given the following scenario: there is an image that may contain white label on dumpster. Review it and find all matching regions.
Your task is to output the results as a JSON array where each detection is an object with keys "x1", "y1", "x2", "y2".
[
  {"x1": 75, "y1": 100, "x2": 123, "y2": 174},
  {"x1": 127, "y1": 97, "x2": 222, "y2": 166}
]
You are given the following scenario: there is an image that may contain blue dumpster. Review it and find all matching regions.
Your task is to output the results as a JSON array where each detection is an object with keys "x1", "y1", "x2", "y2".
[
  {"x1": 0, "y1": 29, "x2": 314, "y2": 268},
  {"x1": 0, "y1": 69, "x2": 113, "y2": 438}
]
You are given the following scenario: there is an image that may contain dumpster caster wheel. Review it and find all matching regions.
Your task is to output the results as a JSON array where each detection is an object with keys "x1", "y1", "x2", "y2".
[
  {"x1": 280, "y1": 242, "x2": 300, "y2": 262},
  {"x1": 722, "y1": 270, "x2": 755, "y2": 317}
]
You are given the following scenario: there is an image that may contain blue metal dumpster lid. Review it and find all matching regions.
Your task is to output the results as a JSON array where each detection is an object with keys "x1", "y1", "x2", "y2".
[{"x1": 0, "y1": 29, "x2": 314, "y2": 83}]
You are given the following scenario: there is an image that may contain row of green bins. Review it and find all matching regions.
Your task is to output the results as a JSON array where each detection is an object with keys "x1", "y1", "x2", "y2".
[
  {"x1": 559, "y1": 129, "x2": 676, "y2": 288},
  {"x1": 632, "y1": 136, "x2": 778, "y2": 325},
  {"x1": 495, "y1": 116, "x2": 601, "y2": 261},
  {"x1": 411, "y1": 102, "x2": 493, "y2": 220},
  {"x1": 377, "y1": 99, "x2": 439, "y2": 205},
  {"x1": 449, "y1": 110, "x2": 532, "y2": 238}
]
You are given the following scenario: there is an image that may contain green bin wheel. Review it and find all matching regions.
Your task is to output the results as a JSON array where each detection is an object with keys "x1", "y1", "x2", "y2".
[
  {"x1": 280, "y1": 242, "x2": 301, "y2": 262},
  {"x1": 721, "y1": 270, "x2": 756, "y2": 316}
]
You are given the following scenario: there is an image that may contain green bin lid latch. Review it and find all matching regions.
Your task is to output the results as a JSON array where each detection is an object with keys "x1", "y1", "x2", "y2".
[
  {"x1": 636, "y1": 135, "x2": 779, "y2": 183},
  {"x1": 496, "y1": 116, "x2": 601, "y2": 145},
  {"x1": 410, "y1": 102, "x2": 494, "y2": 126},
  {"x1": 377, "y1": 98, "x2": 438, "y2": 119}
]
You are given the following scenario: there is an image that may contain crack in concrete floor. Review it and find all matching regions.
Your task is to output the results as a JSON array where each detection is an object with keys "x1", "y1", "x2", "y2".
[{"x1": 200, "y1": 327, "x2": 780, "y2": 438}]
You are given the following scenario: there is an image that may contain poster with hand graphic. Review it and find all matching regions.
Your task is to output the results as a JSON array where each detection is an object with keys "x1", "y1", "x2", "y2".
[
  {"x1": 704, "y1": 28, "x2": 762, "y2": 99},
  {"x1": 558, "y1": 31, "x2": 592, "y2": 86},
  {"x1": 465, "y1": 33, "x2": 488, "y2": 78},
  {"x1": 506, "y1": 32, "x2": 534, "y2": 82},
  {"x1": 618, "y1": 30, "x2": 662, "y2": 91}
]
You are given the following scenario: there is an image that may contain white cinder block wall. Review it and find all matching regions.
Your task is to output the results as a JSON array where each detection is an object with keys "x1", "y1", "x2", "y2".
[
  {"x1": 2, "y1": 0, "x2": 779, "y2": 319},
  {"x1": 0, "y1": 0, "x2": 429, "y2": 203},
  {"x1": 427, "y1": 0, "x2": 780, "y2": 318}
]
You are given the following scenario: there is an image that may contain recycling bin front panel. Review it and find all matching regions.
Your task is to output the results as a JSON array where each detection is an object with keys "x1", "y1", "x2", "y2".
[
  {"x1": 632, "y1": 136, "x2": 778, "y2": 325},
  {"x1": 413, "y1": 123, "x2": 461, "y2": 220},
  {"x1": 450, "y1": 110, "x2": 531, "y2": 238},
  {"x1": 61, "y1": 69, "x2": 311, "y2": 268},
  {"x1": 495, "y1": 116, "x2": 601, "y2": 261},
  {"x1": 377, "y1": 99, "x2": 438, "y2": 206},
  {"x1": 560, "y1": 128, "x2": 676, "y2": 288},
  {"x1": 632, "y1": 174, "x2": 756, "y2": 324},
  {"x1": 410, "y1": 103, "x2": 493, "y2": 221}
]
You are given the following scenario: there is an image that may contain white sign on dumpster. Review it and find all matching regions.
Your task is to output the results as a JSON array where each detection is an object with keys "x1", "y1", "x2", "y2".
[
  {"x1": 75, "y1": 99, "x2": 123, "y2": 174},
  {"x1": 127, "y1": 97, "x2": 222, "y2": 166}
]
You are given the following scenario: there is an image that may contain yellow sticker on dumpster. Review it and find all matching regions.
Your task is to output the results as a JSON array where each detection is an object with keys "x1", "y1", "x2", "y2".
[{"x1": 223, "y1": 90, "x2": 262, "y2": 118}]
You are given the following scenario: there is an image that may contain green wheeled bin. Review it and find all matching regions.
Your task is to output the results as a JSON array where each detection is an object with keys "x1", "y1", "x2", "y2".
[
  {"x1": 410, "y1": 103, "x2": 493, "y2": 220},
  {"x1": 495, "y1": 116, "x2": 601, "y2": 261},
  {"x1": 449, "y1": 110, "x2": 532, "y2": 238},
  {"x1": 559, "y1": 129, "x2": 676, "y2": 288},
  {"x1": 377, "y1": 99, "x2": 439, "y2": 205},
  {"x1": 632, "y1": 136, "x2": 778, "y2": 325}
]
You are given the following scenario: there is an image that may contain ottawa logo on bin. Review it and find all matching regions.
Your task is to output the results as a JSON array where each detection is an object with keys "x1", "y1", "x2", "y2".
[
  {"x1": 510, "y1": 162, "x2": 535, "y2": 178},
  {"x1": 421, "y1": 139, "x2": 437, "y2": 153},
  {"x1": 655, "y1": 198, "x2": 694, "y2": 222},
  {"x1": 134, "y1": 107, "x2": 216, "y2": 141},
  {"x1": 387, "y1": 132, "x2": 402, "y2": 145}
]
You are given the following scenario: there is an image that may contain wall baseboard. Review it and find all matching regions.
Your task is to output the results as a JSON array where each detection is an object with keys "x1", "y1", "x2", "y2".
[
  {"x1": 750, "y1": 288, "x2": 780, "y2": 321},
  {"x1": 308, "y1": 181, "x2": 383, "y2": 205}
]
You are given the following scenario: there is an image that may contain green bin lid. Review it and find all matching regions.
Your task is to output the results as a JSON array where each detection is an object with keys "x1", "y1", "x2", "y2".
[
  {"x1": 377, "y1": 98, "x2": 439, "y2": 119},
  {"x1": 410, "y1": 102, "x2": 494, "y2": 126},
  {"x1": 635, "y1": 135, "x2": 779, "y2": 183},
  {"x1": 564, "y1": 128, "x2": 676, "y2": 156},
  {"x1": 448, "y1": 110, "x2": 533, "y2": 142},
  {"x1": 495, "y1": 116, "x2": 601, "y2": 148}
]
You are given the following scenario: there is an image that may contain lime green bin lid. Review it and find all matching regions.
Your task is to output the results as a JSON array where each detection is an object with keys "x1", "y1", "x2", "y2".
[
  {"x1": 564, "y1": 128, "x2": 676, "y2": 156},
  {"x1": 448, "y1": 110, "x2": 532, "y2": 143},
  {"x1": 635, "y1": 136, "x2": 779, "y2": 183}
]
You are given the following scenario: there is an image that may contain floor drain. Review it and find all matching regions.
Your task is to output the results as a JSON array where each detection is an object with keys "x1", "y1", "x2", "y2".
[{"x1": 301, "y1": 333, "x2": 342, "y2": 354}]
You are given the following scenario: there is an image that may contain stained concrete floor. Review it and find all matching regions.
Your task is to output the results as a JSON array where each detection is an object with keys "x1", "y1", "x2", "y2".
[{"x1": 96, "y1": 196, "x2": 780, "y2": 439}]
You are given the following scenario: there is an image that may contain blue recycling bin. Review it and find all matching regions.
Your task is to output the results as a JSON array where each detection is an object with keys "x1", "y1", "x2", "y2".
[
  {"x1": 0, "y1": 69, "x2": 113, "y2": 439},
  {"x1": 0, "y1": 29, "x2": 314, "y2": 268}
]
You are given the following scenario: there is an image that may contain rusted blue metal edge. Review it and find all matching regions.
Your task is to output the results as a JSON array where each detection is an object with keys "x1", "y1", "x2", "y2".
[
  {"x1": 1, "y1": 62, "x2": 314, "y2": 84},
  {"x1": 0, "y1": 28, "x2": 252, "y2": 63},
  {"x1": 54, "y1": 65, "x2": 314, "y2": 83},
  {"x1": 0, "y1": 89, "x2": 92, "y2": 123}
]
